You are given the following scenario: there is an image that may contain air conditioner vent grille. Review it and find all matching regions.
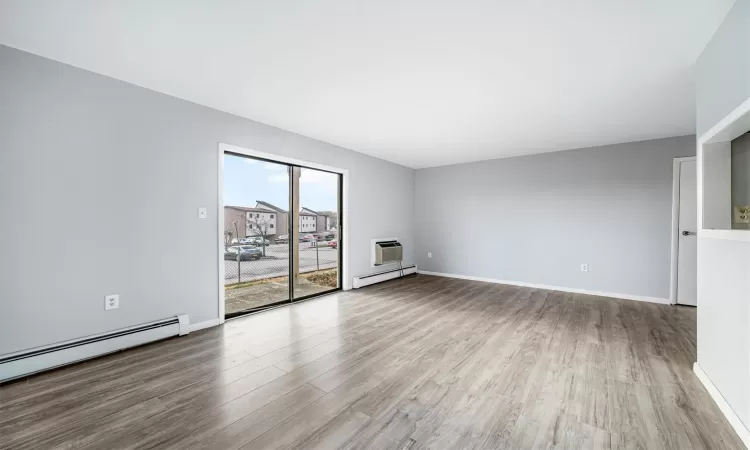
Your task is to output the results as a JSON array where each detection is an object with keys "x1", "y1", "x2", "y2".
[{"x1": 375, "y1": 240, "x2": 403, "y2": 265}]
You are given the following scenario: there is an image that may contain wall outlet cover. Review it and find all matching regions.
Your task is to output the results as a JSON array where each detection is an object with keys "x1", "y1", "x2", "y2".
[
  {"x1": 198, "y1": 207, "x2": 207, "y2": 219},
  {"x1": 105, "y1": 294, "x2": 119, "y2": 310},
  {"x1": 734, "y1": 205, "x2": 750, "y2": 224},
  {"x1": 580, "y1": 264, "x2": 589, "y2": 272}
]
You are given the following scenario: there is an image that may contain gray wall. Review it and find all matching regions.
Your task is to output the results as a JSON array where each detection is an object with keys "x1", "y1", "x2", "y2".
[
  {"x1": 0, "y1": 45, "x2": 415, "y2": 355},
  {"x1": 696, "y1": 0, "x2": 750, "y2": 138},
  {"x1": 697, "y1": 238, "x2": 750, "y2": 428},
  {"x1": 695, "y1": 0, "x2": 750, "y2": 430},
  {"x1": 732, "y1": 132, "x2": 750, "y2": 230},
  {"x1": 415, "y1": 136, "x2": 695, "y2": 299}
]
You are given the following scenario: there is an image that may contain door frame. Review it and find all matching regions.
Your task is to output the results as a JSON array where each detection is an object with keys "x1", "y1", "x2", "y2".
[
  {"x1": 216, "y1": 142, "x2": 350, "y2": 323},
  {"x1": 669, "y1": 156, "x2": 697, "y2": 305}
]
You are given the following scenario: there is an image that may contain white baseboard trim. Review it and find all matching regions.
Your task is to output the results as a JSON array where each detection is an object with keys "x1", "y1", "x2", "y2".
[
  {"x1": 1, "y1": 317, "x2": 182, "y2": 382},
  {"x1": 417, "y1": 270, "x2": 671, "y2": 305},
  {"x1": 693, "y1": 362, "x2": 750, "y2": 449},
  {"x1": 189, "y1": 318, "x2": 222, "y2": 333},
  {"x1": 353, "y1": 265, "x2": 418, "y2": 289}
]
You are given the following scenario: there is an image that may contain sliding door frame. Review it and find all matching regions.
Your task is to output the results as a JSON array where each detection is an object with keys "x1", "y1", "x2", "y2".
[
  {"x1": 289, "y1": 166, "x2": 344, "y2": 303},
  {"x1": 217, "y1": 143, "x2": 349, "y2": 324}
]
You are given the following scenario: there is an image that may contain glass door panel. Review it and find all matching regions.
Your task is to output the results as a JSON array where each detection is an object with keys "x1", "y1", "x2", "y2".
[
  {"x1": 223, "y1": 151, "x2": 343, "y2": 318},
  {"x1": 223, "y1": 153, "x2": 291, "y2": 317},
  {"x1": 292, "y1": 167, "x2": 342, "y2": 299}
]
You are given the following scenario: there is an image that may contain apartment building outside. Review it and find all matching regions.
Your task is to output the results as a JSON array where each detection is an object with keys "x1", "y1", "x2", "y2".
[{"x1": 225, "y1": 201, "x2": 331, "y2": 243}]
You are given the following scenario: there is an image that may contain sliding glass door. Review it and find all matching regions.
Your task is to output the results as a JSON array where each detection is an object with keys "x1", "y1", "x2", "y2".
[
  {"x1": 222, "y1": 152, "x2": 342, "y2": 318},
  {"x1": 293, "y1": 167, "x2": 341, "y2": 299}
]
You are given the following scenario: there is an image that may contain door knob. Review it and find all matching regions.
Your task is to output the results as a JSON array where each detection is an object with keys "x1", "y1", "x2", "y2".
[{"x1": 681, "y1": 231, "x2": 695, "y2": 236}]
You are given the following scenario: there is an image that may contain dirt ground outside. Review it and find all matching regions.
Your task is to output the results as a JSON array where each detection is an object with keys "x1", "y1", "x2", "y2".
[{"x1": 224, "y1": 269, "x2": 338, "y2": 314}]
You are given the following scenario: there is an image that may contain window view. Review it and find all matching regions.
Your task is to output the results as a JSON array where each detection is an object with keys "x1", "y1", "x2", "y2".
[
  {"x1": 223, "y1": 157, "x2": 291, "y2": 315},
  {"x1": 223, "y1": 153, "x2": 341, "y2": 317},
  {"x1": 294, "y1": 167, "x2": 340, "y2": 299}
]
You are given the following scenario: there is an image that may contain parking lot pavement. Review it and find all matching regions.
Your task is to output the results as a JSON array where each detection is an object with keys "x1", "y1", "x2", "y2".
[{"x1": 224, "y1": 243, "x2": 338, "y2": 284}]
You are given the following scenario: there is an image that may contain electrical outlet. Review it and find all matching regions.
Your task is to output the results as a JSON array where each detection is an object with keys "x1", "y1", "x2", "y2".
[
  {"x1": 580, "y1": 264, "x2": 589, "y2": 272},
  {"x1": 105, "y1": 294, "x2": 119, "y2": 310},
  {"x1": 197, "y1": 207, "x2": 207, "y2": 219},
  {"x1": 734, "y1": 205, "x2": 750, "y2": 224},
  {"x1": 428, "y1": 252, "x2": 432, "y2": 258}
]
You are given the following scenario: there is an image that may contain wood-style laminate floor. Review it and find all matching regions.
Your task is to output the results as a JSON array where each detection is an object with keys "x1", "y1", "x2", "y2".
[{"x1": 0, "y1": 275, "x2": 744, "y2": 449}]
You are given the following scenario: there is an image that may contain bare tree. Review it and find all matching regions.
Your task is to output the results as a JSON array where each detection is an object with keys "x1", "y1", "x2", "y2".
[
  {"x1": 224, "y1": 220, "x2": 240, "y2": 250},
  {"x1": 224, "y1": 228, "x2": 234, "y2": 249},
  {"x1": 224, "y1": 208, "x2": 246, "y2": 248},
  {"x1": 247, "y1": 216, "x2": 273, "y2": 256},
  {"x1": 317, "y1": 211, "x2": 338, "y2": 231}
]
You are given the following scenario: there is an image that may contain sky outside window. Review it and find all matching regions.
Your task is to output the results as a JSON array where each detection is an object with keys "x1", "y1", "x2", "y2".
[{"x1": 224, "y1": 154, "x2": 338, "y2": 211}]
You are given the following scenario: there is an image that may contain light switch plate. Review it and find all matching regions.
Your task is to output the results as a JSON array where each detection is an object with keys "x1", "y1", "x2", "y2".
[{"x1": 198, "y1": 207, "x2": 207, "y2": 219}]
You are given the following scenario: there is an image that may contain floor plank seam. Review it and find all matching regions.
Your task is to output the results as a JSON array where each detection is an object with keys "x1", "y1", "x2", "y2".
[{"x1": 1, "y1": 276, "x2": 744, "y2": 450}]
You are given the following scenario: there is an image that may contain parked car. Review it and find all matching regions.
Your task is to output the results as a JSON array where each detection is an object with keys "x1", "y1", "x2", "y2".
[
  {"x1": 327, "y1": 240, "x2": 338, "y2": 249},
  {"x1": 301, "y1": 234, "x2": 315, "y2": 242},
  {"x1": 247, "y1": 237, "x2": 271, "y2": 246},
  {"x1": 224, "y1": 248, "x2": 237, "y2": 260},
  {"x1": 238, "y1": 245, "x2": 263, "y2": 259},
  {"x1": 224, "y1": 245, "x2": 262, "y2": 261},
  {"x1": 231, "y1": 237, "x2": 256, "y2": 245},
  {"x1": 275, "y1": 235, "x2": 289, "y2": 244}
]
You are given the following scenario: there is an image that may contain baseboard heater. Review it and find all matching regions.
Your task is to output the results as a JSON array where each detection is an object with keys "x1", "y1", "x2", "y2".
[
  {"x1": 0, "y1": 314, "x2": 189, "y2": 383},
  {"x1": 352, "y1": 264, "x2": 417, "y2": 289}
]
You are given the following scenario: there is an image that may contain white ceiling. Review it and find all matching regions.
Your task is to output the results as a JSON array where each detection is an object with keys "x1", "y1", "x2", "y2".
[{"x1": 0, "y1": 1, "x2": 734, "y2": 168}]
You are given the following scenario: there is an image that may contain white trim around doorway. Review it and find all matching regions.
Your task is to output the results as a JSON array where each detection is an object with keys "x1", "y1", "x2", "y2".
[
  {"x1": 697, "y1": 96, "x2": 750, "y2": 243},
  {"x1": 216, "y1": 143, "x2": 350, "y2": 324},
  {"x1": 669, "y1": 156, "x2": 696, "y2": 305}
]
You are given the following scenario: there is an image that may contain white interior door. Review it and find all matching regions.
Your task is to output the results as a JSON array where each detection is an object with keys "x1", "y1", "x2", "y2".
[{"x1": 677, "y1": 159, "x2": 697, "y2": 306}]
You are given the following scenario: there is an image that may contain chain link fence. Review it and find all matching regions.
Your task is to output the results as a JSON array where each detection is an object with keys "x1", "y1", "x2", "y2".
[
  {"x1": 223, "y1": 240, "x2": 338, "y2": 285},
  {"x1": 223, "y1": 239, "x2": 339, "y2": 314}
]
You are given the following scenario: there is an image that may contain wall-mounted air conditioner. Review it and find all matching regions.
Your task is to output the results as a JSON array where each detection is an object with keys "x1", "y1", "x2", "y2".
[
  {"x1": 375, "y1": 241, "x2": 402, "y2": 265},
  {"x1": 354, "y1": 237, "x2": 412, "y2": 288},
  {"x1": 371, "y1": 237, "x2": 403, "y2": 266}
]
